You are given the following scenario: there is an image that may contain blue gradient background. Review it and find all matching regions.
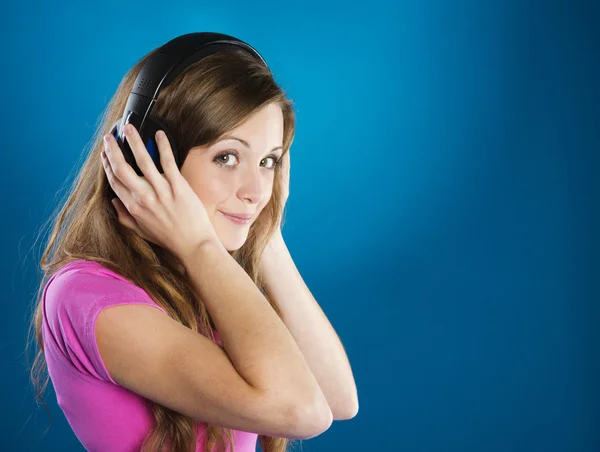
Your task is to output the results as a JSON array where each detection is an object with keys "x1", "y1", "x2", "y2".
[{"x1": 2, "y1": 1, "x2": 598, "y2": 451}]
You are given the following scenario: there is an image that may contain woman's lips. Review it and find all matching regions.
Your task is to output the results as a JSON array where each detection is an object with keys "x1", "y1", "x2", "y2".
[{"x1": 220, "y1": 211, "x2": 252, "y2": 225}]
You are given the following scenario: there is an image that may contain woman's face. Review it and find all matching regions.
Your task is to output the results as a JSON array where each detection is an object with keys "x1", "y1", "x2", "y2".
[{"x1": 180, "y1": 102, "x2": 284, "y2": 251}]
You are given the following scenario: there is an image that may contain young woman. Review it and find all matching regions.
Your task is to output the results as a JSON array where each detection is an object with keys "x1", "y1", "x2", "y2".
[{"x1": 27, "y1": 37, "x2": 358, "y2": 451}]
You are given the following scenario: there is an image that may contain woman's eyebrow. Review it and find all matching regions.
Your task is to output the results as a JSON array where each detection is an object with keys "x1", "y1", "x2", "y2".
[{"x1": 220, "y1": 135, "x2": 283, "y2": 153}]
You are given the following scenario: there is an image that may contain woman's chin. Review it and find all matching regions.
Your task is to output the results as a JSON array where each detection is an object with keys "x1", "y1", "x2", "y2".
[{"x1": 217, "y1": 233, "x2": 248, "y2": 252}]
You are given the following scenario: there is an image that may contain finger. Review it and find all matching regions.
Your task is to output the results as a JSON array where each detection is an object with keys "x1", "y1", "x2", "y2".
[
  {"x1": 155, "y1": 130, "x2": 181, "y2": 186},
  {"x1": 101, "y1": 146, "x2": 138, "y2": 210},
  {"x1": 103, "y1": 133, "x2": 153, "y2": 200},
  {"x1": 111, "y1": 197, "x2": 139, "y2": 230},
  {"x1": 111, "y1": 198, "x2": 155, "y2": 243},
  {"x1": 123, "y1": 124, "x2": 171, "y2": 195}
]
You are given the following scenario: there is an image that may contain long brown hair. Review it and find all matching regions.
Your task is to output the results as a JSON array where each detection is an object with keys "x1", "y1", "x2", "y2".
[{"x1": 25, "y1": 43, "x2": 299, "y2": 452}]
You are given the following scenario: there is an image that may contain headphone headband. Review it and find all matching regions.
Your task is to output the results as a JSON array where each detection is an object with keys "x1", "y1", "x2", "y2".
[{"x1": 119, "y1": 32, "x2": 267, "y2": 140}]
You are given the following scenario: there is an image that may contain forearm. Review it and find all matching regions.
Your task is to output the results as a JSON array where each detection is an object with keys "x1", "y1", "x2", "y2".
[
  {"x1": 261, "y1": 236, "x2": 359, "y2": 419},
  {"x1": 181, "y1": 240, "x2": 328, "y2": 410}
]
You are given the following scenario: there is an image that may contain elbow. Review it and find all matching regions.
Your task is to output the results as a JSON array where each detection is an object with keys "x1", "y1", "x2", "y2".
[
  {"x1": 333, "y1": 399, "x2": 359, "y2": 420},
  {"x1": 332, "y1": 390, "x2": 359, "y2": 420},
  {"x1": 285, "y1": 397, "x2": 333, "y2": 439}
]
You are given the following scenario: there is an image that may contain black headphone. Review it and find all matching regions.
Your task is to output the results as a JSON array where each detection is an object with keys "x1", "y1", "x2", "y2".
[{"x1": 109, "y1": 32, "x2": 268, "y2": 177}]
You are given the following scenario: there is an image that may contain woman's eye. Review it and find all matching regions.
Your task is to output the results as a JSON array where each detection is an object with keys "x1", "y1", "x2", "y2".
[
  {"x1": 262, "y1": 157, "x2": 276, "y2": 168},
  {"x1": 214, "y1": 152, "x2": 279, "y2": 170},
  {"x1": 215, "y1": 153, "x2": 238, "y2": 166}
]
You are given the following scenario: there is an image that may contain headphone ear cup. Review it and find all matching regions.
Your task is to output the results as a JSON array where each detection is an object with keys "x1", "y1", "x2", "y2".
[
  {"x1": 141, "y1": 115, "x2": 181, "y2": 173},
  {"x1": 109, "y1": 118, "x2": 123, "y2": 150},
  {"x1": 107, "y1": 115, "x2": 179, "y2": 178},
  {"x1": 109, "y1": 117, "x2": 147, "y2": 177},
  {"x1": 105, "y1": 119, "x2": 124, "y2": 199}
]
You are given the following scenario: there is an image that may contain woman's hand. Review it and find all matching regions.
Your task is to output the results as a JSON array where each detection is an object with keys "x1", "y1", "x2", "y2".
[{"x1": 101, "y1": 123, "x2": 220, "y2": 261}]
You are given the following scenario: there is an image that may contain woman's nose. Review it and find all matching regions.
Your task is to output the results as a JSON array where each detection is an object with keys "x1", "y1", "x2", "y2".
[{"x1": 237, "y1": 166, "x2": 263, "y2": 203}]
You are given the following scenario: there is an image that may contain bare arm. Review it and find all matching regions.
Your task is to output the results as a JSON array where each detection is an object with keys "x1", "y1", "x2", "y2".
[
  {"x1": 260, "y1": 235, "x2": 359, "y2": 420},
  {"x1": 181, "y1": 240, "x2": 333, "y2": 427}
]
